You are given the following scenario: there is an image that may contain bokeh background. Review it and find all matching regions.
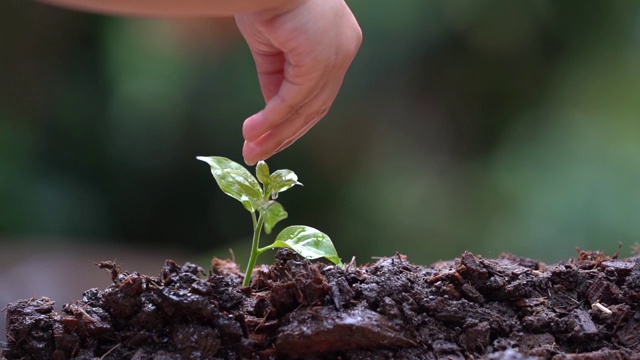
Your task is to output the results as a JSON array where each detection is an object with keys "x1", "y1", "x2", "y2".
[{"x1": 2, "y1": 0, "x2": 640, "y2": 336}]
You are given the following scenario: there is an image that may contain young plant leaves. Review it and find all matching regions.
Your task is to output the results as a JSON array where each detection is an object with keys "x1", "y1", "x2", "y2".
[
  {"x1": 270, "y1": 225, "x2": 343, "y2": 267},
  {"x1": 268, "y1": 169, "x2": 301, "y2": 196},
  {"x1": 262, "y1": 201, "x2": 287, "y2": 234},
  {"x1": 197, "y1": 156, "x2": 263, "y2": 211},
  {"x1": 255, "y1": 161, "x2": 270, "y2": 186},
  {"x1": 197, "y1": 155, "x2": 343, "y2": 286}
]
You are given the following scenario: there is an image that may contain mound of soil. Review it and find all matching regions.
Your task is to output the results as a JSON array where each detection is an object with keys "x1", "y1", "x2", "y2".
[{"x1": 3, "y1": 248, "x2": 640, "y2": 359}]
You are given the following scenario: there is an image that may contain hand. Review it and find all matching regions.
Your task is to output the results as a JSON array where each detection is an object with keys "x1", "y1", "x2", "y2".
[{"x1": 235, "y1": 0, "x2": 362, "y2": 165}]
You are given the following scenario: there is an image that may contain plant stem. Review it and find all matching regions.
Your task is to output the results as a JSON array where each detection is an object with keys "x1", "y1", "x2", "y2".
[{"x1": 243, "y1": 212, "x2": 264, "y2": 287}]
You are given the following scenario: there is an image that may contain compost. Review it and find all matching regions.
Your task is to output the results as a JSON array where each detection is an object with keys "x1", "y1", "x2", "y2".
[{"x1": 3, "y1": 248, "x2": 640, "y2": 359}]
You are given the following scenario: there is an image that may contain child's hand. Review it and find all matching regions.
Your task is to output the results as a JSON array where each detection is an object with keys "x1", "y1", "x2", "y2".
[
  {"x1": 37, "y1": 0, "x2": 362, "y2": 165},
  {"x1": 236, "y1": 0, "x2": 361, "y2": 165}
]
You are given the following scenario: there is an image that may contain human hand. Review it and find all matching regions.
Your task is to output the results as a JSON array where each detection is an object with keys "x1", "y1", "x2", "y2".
[{"x1": 235, "y1": 0, "x2": 362, "y2": 165}]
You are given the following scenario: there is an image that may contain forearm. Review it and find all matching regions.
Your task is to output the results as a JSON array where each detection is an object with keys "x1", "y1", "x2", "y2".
[{"x1": 37, "y1": 0, "x2": 305, "y2": 17}]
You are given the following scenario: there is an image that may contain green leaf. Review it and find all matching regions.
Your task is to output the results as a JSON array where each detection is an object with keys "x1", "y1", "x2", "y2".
[
  {"x1": 256, "y1": 161, "x2": 270, "y2": 186},
  {"x1": 262, "y1": 201, "x2": 288, "y2": 234},
  {"x1": 270, "y1": 225, "x2": 343, "y2": 267},
  {"x1": 269, "y1": 169, "x2": 302, "y2": 195},
  {"x1": 197, "y1": 156, "x2": 263, "y2": 211}
]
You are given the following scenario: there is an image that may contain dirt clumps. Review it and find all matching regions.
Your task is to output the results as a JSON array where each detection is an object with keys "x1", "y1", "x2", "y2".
[{"x1": 3, "y1": 249, "x2": 640, "y2": 359}]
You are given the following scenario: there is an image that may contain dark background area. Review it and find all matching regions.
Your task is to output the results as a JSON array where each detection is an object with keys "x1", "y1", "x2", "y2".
[{"x1": 1, "y1": 1, "x2": 639, "y2": 320}]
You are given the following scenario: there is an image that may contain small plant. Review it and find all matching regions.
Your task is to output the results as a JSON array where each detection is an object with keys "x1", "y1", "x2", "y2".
[{"x1": 197, "y1": 156, "x2": 343, "y2": 287}]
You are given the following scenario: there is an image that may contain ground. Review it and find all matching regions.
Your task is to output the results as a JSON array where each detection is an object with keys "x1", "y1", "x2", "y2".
[{"x1": 3, "y1": 248, "x2": 640, "y2": 359}]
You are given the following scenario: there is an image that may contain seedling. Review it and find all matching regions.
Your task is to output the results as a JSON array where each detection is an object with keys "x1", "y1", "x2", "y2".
[{"x1": 197, "y1": 156, "x2": 343, "y2": 287}]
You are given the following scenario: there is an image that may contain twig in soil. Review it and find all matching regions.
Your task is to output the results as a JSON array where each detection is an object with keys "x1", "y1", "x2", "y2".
[
  {"x1": 5, "y1": 333, "x2": 16, "y2": 345},
  {"x1": 428, "y1": 269, "x2": 463, "y2": 284},
  {"x1": 613, "y1": 242, "x2": 622, "y2": 259},
  {"x1": 100, "y1": 344, "x2": 120, "y2": 360},
  {"x1": 95, "y1": 260, "x2": 121, "y2": 282},
  {"x1": 612, "y1": 310, "x2": 627, "y2": 333},
  {"x1": 76, "y1": 306, "x2": 98, "y2": 323},
  {"x1": 307, "y1": 306, "x2": 333, "y2": 319},
  {"x1": 345, "y1": 256, "x2": 357, "y2": 270},
  {"x1": 591, "y1": 301, "x2": 612, "y2": 315}
]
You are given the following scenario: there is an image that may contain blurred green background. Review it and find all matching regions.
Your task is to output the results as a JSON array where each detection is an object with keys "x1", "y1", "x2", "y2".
[{"x1": 2, "y1": 0, "x2": 640, "y2": 271}]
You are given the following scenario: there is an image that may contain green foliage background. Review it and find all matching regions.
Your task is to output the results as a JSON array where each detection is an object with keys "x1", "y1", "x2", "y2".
[{"x1": 2, "y1": 1, "x2": 639, "y2": 266}]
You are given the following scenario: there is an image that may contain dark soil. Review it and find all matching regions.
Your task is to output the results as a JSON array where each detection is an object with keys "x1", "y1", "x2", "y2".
[{"x1": 3, "y1": 248, "x2": 640, "y2": 359}]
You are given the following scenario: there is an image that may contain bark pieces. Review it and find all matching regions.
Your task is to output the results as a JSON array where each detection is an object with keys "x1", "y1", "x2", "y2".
[
  {"x1": 275, "y1": 306, "x2": 416, "y2": 357},
  {"x1": 4, "y1": 249, "x2": 640, "y2": 359}
]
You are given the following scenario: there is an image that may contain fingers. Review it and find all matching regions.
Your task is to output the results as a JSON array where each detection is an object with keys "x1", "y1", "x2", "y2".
[
  {"x1": 242, "y1": 74, "x2": 323, "y2": 142},
  {"x1": 242, "y1": 87, "x2": 336, "y2": 165},
  {"x1": 237, "y1": 0, "x2": 362, "y2": 165},
  {"x1": 250, "y1": 50, "x2": 286, "y2": 103},
  {"x1": 242, "y1": 113, "x2": 319, "y2": 166}
]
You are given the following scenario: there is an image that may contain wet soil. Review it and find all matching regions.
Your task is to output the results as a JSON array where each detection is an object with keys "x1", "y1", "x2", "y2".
[{"x1": 3, "y1": 248, "x2": 640, "y2": 359}]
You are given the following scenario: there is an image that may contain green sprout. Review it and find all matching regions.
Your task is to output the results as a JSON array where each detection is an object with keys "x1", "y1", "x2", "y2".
[{"x1": 197, "y1": 156, "x2": 343, "y2": 287}]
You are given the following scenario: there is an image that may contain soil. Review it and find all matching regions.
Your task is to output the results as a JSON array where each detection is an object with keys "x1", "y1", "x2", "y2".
[{"x1": 3, "y1": 248, "x2": 640, "y2": 359}]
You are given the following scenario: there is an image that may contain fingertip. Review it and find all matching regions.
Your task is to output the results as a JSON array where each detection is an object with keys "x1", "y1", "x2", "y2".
[
  {"x1": 242, "y1": 113, "x2": 262, "y2": 143},
  {"x1": 242, "y1": 141, "x2": 259, "y2": 166}
]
